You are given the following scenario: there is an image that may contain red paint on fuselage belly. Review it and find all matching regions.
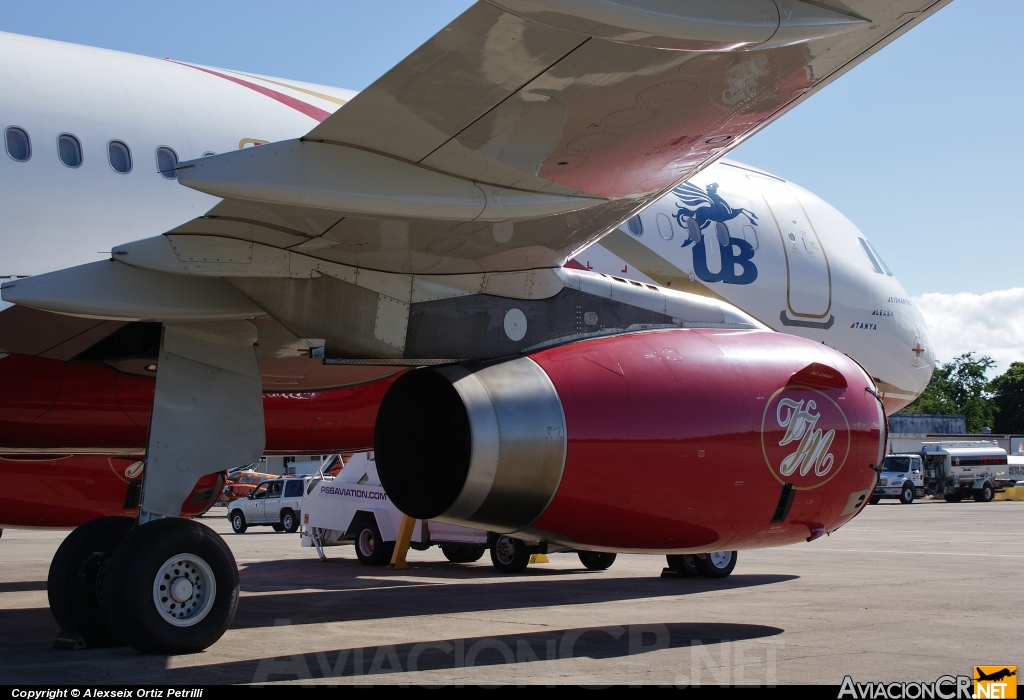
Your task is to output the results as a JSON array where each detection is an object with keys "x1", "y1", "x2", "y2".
[
  {"x1": 0, "y1": 456, "x2": 141, "y2": 528},
  {"x1": 529, "y1": 328, "x2": 881, "y2": 553},
  {"x1": 262, "y1": 379, "x2": 396, "y2": 455},
  {"x1": 0, "y1": 355, "x2": 398, "y2": 454},
  {"x1": 0, "y1": 457, "x2": 227, "y2": 528}
]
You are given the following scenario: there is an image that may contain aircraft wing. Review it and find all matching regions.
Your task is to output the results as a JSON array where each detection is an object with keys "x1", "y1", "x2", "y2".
[
  {"x1": 129, "y1": 0, "x2": 951, "y2": 277},
  {"x1": 2, "y1": 0, "x2": 952, "y2": 362}
]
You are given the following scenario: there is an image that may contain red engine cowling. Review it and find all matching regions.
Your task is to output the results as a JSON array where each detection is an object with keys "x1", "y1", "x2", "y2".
[{"x1": 375, "y1": 328, "x2": 884, "y2": 553}]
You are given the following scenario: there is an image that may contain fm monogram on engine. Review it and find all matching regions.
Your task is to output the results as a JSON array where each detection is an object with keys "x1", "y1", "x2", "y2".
[
  {"x1": 776, "y1": 398, "x2": 836, "y2": 478},
  {"x1": 762, "y1": 388, "x2": 851, "y2": 490}
]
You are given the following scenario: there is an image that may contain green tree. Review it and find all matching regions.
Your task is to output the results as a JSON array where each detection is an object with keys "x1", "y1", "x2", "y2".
[
  {"x1": 989, "y1": 362, "x2": 1024, "y2": 434},
  {"x1": 900, "y1": 352, "x2": 997, "y2": 433}
]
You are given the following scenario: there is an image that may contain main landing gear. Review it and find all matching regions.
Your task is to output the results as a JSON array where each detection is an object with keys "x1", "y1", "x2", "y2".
[{"x1": 48, "y1": 517, "x2": 239, "y2": 654}]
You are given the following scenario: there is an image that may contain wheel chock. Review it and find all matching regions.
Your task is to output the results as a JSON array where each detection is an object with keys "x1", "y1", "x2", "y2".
[
  {"x1": 388, "y1": 514, "x2": 416, "y2": 570},
  {"x1": 53, "y1": 631, "x2": 86, "y2": 650},
  {"x1": 529, "y1": 553, "x2": 550, "y2": 564},
  {"x1": 660, "y1": 567, "x2": 688, "y2": 578}
]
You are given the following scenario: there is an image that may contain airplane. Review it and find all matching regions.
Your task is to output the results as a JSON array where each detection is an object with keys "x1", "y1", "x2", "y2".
[
  {"x1": 0, "y1": 160, "x2": 932, "y2": 533},
  {"x1": 0, "y1": 0, "x2": 948, "y2": 655},
  {"x1": 975, "y1": 668, "x2": 1017, "y2": 683}
]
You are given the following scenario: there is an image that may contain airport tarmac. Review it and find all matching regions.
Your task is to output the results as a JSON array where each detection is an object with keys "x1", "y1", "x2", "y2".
[{"x1": 0, "y1": 500, "x2": 1021, "y2": 686}]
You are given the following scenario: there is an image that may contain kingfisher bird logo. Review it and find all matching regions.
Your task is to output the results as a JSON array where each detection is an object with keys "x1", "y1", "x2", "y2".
[
  {"x1": 762, "y1": 387, "x2": 851, "y2": 490},
  {"x1": 673, "y1": 181, "x2": 758, "y2": 232},
  {"x1": 672, "y1": 181, "x2": 759, "y2": 285}
]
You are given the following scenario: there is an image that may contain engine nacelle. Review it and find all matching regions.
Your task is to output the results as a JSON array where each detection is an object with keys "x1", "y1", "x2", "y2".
[{"x1": 375, "y1": 328, "x2": 885, "y2": 553}]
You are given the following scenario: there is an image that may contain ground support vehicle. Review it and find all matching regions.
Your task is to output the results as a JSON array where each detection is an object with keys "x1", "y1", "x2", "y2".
[
  {"x1": 870, "y1": 454, "x2": 925, "y2": 505},
  {"x1": 300, "y1": 453, "x2": 620, "y2": 573},
  {"x1": 919, "y1": 442, "x2": 1005, "y2": 503},
  {"x1": 227, "y1": 476, "x2": 309, "y2": 533}
]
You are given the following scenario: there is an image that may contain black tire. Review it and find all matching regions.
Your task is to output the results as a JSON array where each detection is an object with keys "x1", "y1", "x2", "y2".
[
  {"x1": 899, "y1": 483, "x2": 915, "y2": 505},
  {"x1": 869, "y1": 496, "x2": 881, "y2": 505},
  {"x1": 229, "y1": 511, "x2": 247, "y2": 533},
  {"x1": 943, "y1": 493, "x2": 963, "y2": 503},
  {"x1": 665, "y1": 554, "x2": 700, "y2": 577},
  {"x1": 271, "y1": 524, "x2": 284, "y2": 532},
  {"x1": 974, "y1": 482, "x2": 994, "y2": 503},
  {"x1": 101, "y1": 518, "x2": 239, "y2": 654},
  {"x1": 694, "y1": 551, "x2": 737, "y2": 579},
  {"x1": 47, "y1": 516, "x2": 134, "y2": 647},
  {"x1": 280, "y1": 509, "x2": 299, "y2": 534},
  {"x1": 490, "y1": 536, "x2": 532, "y2": 574},
  {"x1": 353, "y1": 518, "x2": 393, "y2": 566},
  {"x1": 578, "y1": 552, "x2": 617, "y2": 570},
  {"x1": 441, "y1": 543, "x2": 486, "y2": 563}
]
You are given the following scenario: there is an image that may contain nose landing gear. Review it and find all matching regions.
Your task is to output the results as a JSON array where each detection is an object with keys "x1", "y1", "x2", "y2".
[{"x1": 662, "y1": 551, "x2": 738, "y2": 579}]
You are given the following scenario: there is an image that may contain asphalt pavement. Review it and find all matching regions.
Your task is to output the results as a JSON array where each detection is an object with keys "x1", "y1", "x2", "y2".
[{"x1": 1, "y1": 500, "x2": 1020, "y2": 686}]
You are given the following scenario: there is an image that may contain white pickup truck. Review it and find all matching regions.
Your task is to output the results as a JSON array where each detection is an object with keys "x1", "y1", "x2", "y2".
[
  {"x1": 871, "y1": 454, "x2": 924, "y2": 505},
  {"x1": 300, "y1": 453, "x2": 619, "y2": 573},
  {"x1": 227, "y1": 476, "x2": 309, "y2": 533}
]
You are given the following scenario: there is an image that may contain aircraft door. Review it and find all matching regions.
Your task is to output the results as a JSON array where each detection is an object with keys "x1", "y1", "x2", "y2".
[{"x1": 748, "y1": 175, "x2": 833, "y2": 325}]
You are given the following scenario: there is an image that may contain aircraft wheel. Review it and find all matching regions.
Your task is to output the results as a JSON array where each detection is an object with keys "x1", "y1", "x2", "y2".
[
  {"x1": 47, "y1": 516, "x2": 134, "y2": 647},
  {"x1": 665, "y1": 554, "x2": 700, "y2": 577},
  {"x1": 280, "y1": 509, "x2": 299, "y2": 534},
  {"x1": 578, "y1": 552, "x2": 617, "y2": 570},
  {"x1": 899, "y1": 483, "x2": 915, "y2": 504},
  {"x1": 441, "y1": 543, "x2": 486, "y2": 563},
  {"x1": 229, "y1": 511, "x2": 247, "y2": 533},
  {"x1": 101, "y1": 518, "x2": 238, "y2": 654},
  {"x1": 868, "y1": 496, "x2": 881, "y2": 505},
  {"x1": 943, "y1": 494, "x2": 963, "y2": 503},
  {"x1": 353, "y1": 518, "x2": 393, "y2": 566},
  {"x1": 974, "y1": 483, "x2": 994, "y2": 503},
  {"x1": 490, "y1": 536, "x2": 531, "y2": 574},
  {"x1": 695, "y1": 551, "x2": 737, "y2": 579}
]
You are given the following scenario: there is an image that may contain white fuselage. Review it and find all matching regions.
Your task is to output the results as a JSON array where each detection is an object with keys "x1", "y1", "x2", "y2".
[
  {"x1": 578, "y1": 160, "x2": 934, "y2": 410},
  {"x1": 0, "y1": 31, "x2": 933, "y2": 411}
]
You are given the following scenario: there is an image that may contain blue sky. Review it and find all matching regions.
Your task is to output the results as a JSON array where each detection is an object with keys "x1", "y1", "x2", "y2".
[{"x1": 0, "y1": 1, "x2": 1019, "y2": 298}]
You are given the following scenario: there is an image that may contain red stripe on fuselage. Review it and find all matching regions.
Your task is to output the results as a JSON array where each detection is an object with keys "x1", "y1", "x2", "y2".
[{"x1": 168, "y1": 60, "x2": 332, "y2": 123}]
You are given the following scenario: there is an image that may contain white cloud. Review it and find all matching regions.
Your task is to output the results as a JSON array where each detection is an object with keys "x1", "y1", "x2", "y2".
[{"x1": 914, "y1": 288, "x2": 1024, "y2": 373}]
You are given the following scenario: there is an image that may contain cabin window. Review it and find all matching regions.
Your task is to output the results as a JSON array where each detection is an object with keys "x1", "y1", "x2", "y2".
[
  {"x1": 202, "y1": 151, "x2": 216, "y2": 157},
  {"x1": 57, "y1": 134, "x2": 83, "y2": 168},
  {"x1": 156, "y1": 146, "x2": 178, "y2": 179},
  {"x1": 5, "y1": 127, "x2": 30, "y2": 162},
  {"x1": 107, "y1": 140, "x2": 132, "y2": 174},
  {"x1": 656, "y1": 212, "x2": 675, "y2": 241}
]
